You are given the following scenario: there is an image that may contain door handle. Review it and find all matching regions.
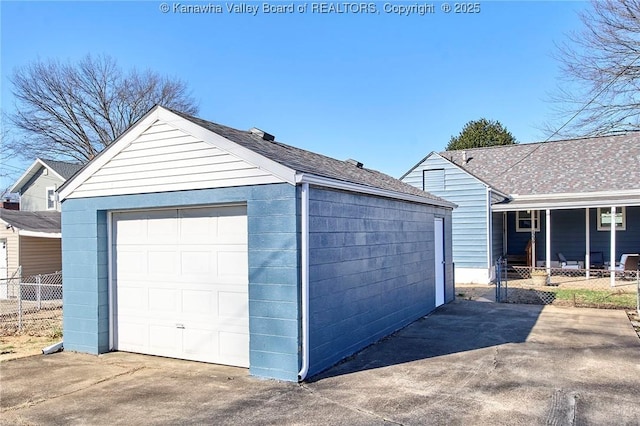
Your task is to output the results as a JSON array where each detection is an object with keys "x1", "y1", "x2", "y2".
[{"x1": 176, "y1": 324, "x2": 185, "y2": 329}]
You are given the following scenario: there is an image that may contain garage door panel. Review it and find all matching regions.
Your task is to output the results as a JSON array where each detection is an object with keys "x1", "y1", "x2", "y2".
[
  {"x1": 183, "y1": 328, "x2": 217, "y2": 361},
  {"x1": 219, "y1": 292, "x2": 248, "y2": 318},
  {"x1": 116, "y1": 286, "x2": 146, "y2": 310},
  {"x1": 116, "y1": 250, "x2": 147, "y2": 274},
  {"x1": 218, "y1": 251, "x2": 249, "y2": 278},
  {"x1": 180, "y1": 251, "x2": 214, "y2": 275},
  {"x1": 147, "y1": 250, "x2": 178, "y2": 274},
  {"x1": 114, "y1": 206, "x2": 249, "y2": 368},
  {"x1": 149, "y1": 324, "x2": 181, "y2": 355},
  {"x1": 148, "y1": 288, "x2": 179, "y2": 312},
  {"x1": 219, "y1": 331, "x2": 249, "y2": 367},
  {"x1": 181, "y1": 290, "x2": 214, "y2": 315}
]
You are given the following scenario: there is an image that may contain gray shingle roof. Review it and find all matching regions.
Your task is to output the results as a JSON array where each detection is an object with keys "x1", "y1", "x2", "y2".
[
  {"x1": 172, "y1": 110, "x2": 449, "y2": 205},
  {"x1": 40, "y1": 159, "x2": 84, "y2": 180},
  {"x1": 439, "y1": 133, "x2": 640, "y2": 195},
  {"x1": 0, "y1": 209, "x2": 61, "y2": 233}
]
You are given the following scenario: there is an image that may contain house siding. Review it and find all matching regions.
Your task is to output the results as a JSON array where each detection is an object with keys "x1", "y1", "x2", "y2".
[
  {"x1": 403, "y1": 154, "x2": 488, "y2": 273},
  {"x1": 68, "y1": 121, "x2": 283, "y2": 199},
  {"x1": 491, "y1": 211, "x2": 504, "y2": 266},
  {"x1": 62, "y1": 183, "x2": 301, "y2": 381},
  {"x1": 505, "y1": 207, "x2": 640, "y2": 263},
  {"x1": 18, "y1": 167, "x2": 65, "y2": 212},
  {"x1": 0, "y1": 227, "x2": 19, "y2": 278},
  {"x1": 19, "y1": 236, "x2": 61, "y2": 278},
  {"x1": 307, "y1": 187, "x2": 453, "y2": 376}
]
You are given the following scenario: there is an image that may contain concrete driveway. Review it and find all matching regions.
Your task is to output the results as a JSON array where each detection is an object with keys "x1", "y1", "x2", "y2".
[{"x1": 2, "y1": 300, "x2": 639, "y2": 425}]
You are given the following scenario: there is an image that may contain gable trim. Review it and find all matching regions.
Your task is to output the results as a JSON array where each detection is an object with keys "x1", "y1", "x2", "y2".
[{"x1": 59, "y1": 106, "x2": 297, "y2": 201}]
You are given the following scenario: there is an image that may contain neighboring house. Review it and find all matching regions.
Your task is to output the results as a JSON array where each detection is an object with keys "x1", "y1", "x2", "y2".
[
  {"x1": 9, "y1": 158, "x2": 83, "y2": 212},
  {"x1": 58, "y1": 106, "x2": 455, "y2": 381},
  {"x1": 402, "y1": 134, "x2": 640, "y2": 284},
  {"x1": 0, "y1": 209, "x2": 61, "y2": 297},
  {"x1": 0, "y1": 159, "x2": 81, "y2": 290}
]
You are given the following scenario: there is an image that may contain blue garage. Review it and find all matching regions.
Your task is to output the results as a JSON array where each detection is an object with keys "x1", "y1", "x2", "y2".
[{"x1": 59, "y1": 106, "x2": 455, "y2": 381}]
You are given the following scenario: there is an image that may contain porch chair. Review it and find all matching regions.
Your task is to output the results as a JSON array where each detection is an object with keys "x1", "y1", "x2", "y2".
[
  {"x1": 616, "y1": 254, "x2": 640, "y2": 279},
  {"x1": 589, "y1": 251, "x2": 605, "y2": 270},
  {"x1": 557, "y1": 253, "x2": 580, "y2": 270}
]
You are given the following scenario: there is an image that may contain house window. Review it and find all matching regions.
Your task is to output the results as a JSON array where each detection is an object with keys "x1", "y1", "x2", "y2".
[
  {"x1": 423, "y1": 169, "x2": 445, "y2": 191},
  {"x1": 597, "y1": 207, "x2": 626, "y2": 231},
  {"x1": 516, "y1": 210, "x2": 540, "y2": 232},
  {"x1": 46, "y1": 186, "x2": 56, "y2": 210}
]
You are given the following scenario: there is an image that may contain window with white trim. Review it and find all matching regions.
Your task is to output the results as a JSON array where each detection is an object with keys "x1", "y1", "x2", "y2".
[
  {"x1": 516, "y1": 210, "x2": 540, "y2": 232},
  {"x1": 597, "y1": 207, "x2": 626, "y2": 231},
  {"x1": 46, "y1": 186, "x2": 56, "y2": 210}
]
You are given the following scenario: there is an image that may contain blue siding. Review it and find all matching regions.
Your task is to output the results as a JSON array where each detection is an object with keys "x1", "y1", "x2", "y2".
[
  {"x1": 62, "y1": 183, "x2": 301, "y2": 381},
  {"x1": 505, "y1": 206, "x2": 640, "y2": 263},
  {"x1": 403, "y1": 154, "x2": 488, "y2": 269},
  {"x1": 307, "y1": 187, "x2": 453, "y2": 377},
  {"x1": 492, "y1": 212, "x2": 504, "y2": 264}
]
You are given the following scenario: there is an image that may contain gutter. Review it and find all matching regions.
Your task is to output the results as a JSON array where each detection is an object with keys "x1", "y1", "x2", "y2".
[
  {"x1": 297, "y1": 182, "x2": 310, "y2": 381},
  {"x1": 295, "y1": 173, "x2": 456, "y2": 209}
]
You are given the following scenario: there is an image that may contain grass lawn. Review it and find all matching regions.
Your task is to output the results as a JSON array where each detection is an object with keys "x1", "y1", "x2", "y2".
[{"x1": 551, "y1": 288, "x2": 637, "y2": 309}]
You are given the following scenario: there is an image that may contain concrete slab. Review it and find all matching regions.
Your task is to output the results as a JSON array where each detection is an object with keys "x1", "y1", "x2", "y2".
[{"x1": 2, "y1": 301, "x2": 639, "y2": 425}]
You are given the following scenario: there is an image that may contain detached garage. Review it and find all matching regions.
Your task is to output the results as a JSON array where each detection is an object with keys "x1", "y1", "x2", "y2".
[{"x1": 59, "y1": 106, "x2": 455, "y2": 381}]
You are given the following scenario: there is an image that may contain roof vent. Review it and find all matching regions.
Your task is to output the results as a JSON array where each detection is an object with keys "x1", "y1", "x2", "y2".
[
  {"x1": 346, "y1": 159, "x2": 364, "y2": 168},
  {"x1": 461, "y1": 151, "x2": 467, "y2": 164},
  {"x1": 249, "y1": 127, "x2": 275, "y2": 141}
]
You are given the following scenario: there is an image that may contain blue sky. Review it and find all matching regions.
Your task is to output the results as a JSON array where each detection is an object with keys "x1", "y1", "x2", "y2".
[{"x1": 0, "y1": 1, "x2": 589, "y2": 190}]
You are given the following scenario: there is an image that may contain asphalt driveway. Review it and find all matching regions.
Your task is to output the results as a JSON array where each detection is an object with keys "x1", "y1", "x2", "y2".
[{"x1": 2, "y1": 300, "x2": 639, "y2": 425}]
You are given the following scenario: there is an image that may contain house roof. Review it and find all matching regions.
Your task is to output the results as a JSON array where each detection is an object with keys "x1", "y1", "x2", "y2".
[
  {"x1": 60, "y1": 106, "x2": 454, "y2": 208},
  {"x1": 0, "y1": 208, "x2": 61, "y2": 237},
  {"x1": 39, "y1": 158, "x2": 83, "y2": 180},
  {"x1": 438, "y1": 133, "x2": 640, "y2": 197},
  {"x1": 9, "y1": 158, "x2": 83, "y2": 193}
]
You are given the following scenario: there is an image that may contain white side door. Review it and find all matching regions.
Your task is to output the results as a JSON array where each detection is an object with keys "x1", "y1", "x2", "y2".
[{"x1": 434, "y1": 217, "x2": 445, "y2": 307}]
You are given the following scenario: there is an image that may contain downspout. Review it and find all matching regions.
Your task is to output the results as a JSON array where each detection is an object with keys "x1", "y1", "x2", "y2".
[{"x1": 298, "y1": 183, "x2": 310, "y2": 381}]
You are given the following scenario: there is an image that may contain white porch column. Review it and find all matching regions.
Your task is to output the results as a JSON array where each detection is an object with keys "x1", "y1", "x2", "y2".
[
  {"x1": 545, "y1": 209, "x2": 551, "y2": 275},
  {"x1": 610, "y1": 206, "x2": 616, "y2": 287},
  {"x1": 585, "y1": 208, "x2": 590, "y2": 279}
]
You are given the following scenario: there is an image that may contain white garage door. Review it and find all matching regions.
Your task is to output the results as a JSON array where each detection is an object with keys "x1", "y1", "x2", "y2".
[{"x1": 112, "y1": 205, "x2": 249, "y2": 367}]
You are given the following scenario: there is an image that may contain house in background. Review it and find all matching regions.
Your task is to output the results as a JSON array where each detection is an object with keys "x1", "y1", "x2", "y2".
[
  {"x1": 0, "y1": 209, "x2": 61, "y2": 297},
  {"x1": 58, "y1": 106, "x2": 455, "y2": 381},
  {"x1": 8, "y1": 158, "x2": 83, "y2": 212},
  {"x1": 402, "y1": 134, "x2": 640, "y2": 284},
  {"x1": 0, "y1": 158, "x2": 82, "y2": 286}
]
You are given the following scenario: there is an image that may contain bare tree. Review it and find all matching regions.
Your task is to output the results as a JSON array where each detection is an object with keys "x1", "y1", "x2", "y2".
[
  {"x1": 547, "y1": 0, "x2": 640, "y2": 138},
  {"x1": 8, "y1": 55, "x2": 198, "y2": 162}
]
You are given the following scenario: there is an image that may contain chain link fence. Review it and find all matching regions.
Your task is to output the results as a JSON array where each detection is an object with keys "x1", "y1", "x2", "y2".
[
  {"x1": 496, "y1": 258, "x2": 639, "y2": 310},
  {"x1": 0, "y1": 271, "x2": 63, "y2": 336}
]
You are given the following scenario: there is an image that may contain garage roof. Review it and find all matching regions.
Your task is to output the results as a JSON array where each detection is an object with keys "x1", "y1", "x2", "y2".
[
  {"x1": 60, "y1": 106, "x2": 455, "y2": 208},
  {"x1": 170, "y1": 109, "x2": 450, "y2": 205}
]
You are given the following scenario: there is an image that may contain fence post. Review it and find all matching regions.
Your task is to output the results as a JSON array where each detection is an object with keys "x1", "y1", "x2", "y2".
[
  {"x1": 495, "y1": 259, "x2": 500, "y2": 302},
  {"x1": 37, "y1": 274, "x2": 42, "y2": 310},
  {"x1": 18, "y1": 277, "x2": 22, "y2": 332},
  {"x1": 636, "y1": 260, "x2": 640, "y2": 315}
]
